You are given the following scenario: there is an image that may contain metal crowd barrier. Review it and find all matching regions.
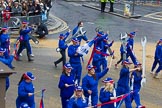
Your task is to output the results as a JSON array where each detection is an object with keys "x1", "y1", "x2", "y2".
[{"x1": 0, "y1": 14, "x2": 45, "y2": 29}]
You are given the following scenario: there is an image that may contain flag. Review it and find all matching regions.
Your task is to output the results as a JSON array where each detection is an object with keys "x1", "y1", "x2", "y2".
[{"x1": 39, "y1": 89, "x2": 46, "y2": 108}]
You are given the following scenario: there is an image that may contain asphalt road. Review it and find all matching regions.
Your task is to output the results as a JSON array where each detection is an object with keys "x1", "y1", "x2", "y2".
[{"x1": 4, "y1": 0, "x2": 162, "y2": 108}]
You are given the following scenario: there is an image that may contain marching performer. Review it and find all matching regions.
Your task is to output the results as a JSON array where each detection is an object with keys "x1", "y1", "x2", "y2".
[
  {"x1": 99, "y1": 77, "x2": 117, "y2": 108},
  {"x1": 16, "y1": 72, "x2": 36, "y2": 108},
  {"x1": 127, "y1": 32, "x2": 136, "y2": 50},
  {"x1": 72, "y1": 21, "x2": 89, "y2": 44},
  {"x1": 116, "y1": 59, "x2": 140, "y2": 108},
  {"x1": 101, "y1": 36, "x2": 114, "y2": 70},
  {"x1": 150, "y1": 39, "x2": 162, "y2": 74},
  {"x1": 68, "y1": 38, "x2": 83, "y2": 85},
  {"x1": 0, "y1": 26, "x2": 10, "y2": 58},
  {"x1": 115, "y1": 44, "x2": 125, "y2": 69},
  {"x1": 154, "y1": 39, "x2": 162, "y2": 78},
  {"x1": 82, "y1": 65, "x2": 109, "y2": 107},
  {"x1": 67, "y1": 86, "x2": 88, "y2": 108},
  {"x1": 54, "y1": 29, "x2": 71, "y2": 67},
  {"x1": 16, "y1": 21, "x2": 34, "y2": 61},
  {"x1": 58, "y1": 63, "x2": 75, "y2": 108},
  {"x1": 130, "y1": 64, "x2": 145, "y2": 108}
]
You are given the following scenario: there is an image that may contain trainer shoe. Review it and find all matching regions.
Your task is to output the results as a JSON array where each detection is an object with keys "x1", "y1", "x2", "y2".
[
  {"x1": 30, "y1": 54, "x2": 34, "y2": 57},
  {"x1": 138, "y1": 105, "x2": 146, "y2": 108},
  {"x1": 153, "y1": 73, "x2": 160, "y2": 79},
  {"x1": 150, "y1": 71, "x2": 154, "y2": 74},
  {"x1": 19, "y1": 53, "x2": 22, "y2": 56}
]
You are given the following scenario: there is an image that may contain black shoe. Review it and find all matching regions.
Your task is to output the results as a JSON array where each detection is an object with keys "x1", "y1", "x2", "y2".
[
  {"x1": 54, "y1": 62, "x2": 57, "y2": 67},
  {"x1": 28, "y1": 59, "x2": 34, "y2": 62}
]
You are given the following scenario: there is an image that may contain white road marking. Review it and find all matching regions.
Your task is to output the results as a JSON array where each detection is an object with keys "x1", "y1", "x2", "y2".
[{"x1": 132, "y1": 18, "x2": 162, "y2": 25}]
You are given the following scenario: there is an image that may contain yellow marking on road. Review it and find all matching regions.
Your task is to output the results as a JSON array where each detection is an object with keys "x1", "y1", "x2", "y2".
[{"x1": 144, "y1": 11, "x2": 162, "y2": 20}]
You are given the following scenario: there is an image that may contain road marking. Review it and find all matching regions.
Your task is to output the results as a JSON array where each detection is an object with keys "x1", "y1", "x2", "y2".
[
  {"x1": 68, "y1": 2, "x2": 82, "y2": 6},
  {"x1": 144, "y1": 11, "x2": 162, "y2": 20},
  {"x1": 132, "y1": 18, "x2": 162, "y2": 25}
]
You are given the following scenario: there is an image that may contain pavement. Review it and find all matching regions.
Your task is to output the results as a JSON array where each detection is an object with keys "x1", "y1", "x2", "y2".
[{"x1": 10, "y1": 13, "x2": 69, "y2": 37}]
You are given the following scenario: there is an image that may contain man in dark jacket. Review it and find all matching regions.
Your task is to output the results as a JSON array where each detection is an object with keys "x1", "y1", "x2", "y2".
[{"x1": 35, "y1": 22, "x2": 48, "y2": 38}]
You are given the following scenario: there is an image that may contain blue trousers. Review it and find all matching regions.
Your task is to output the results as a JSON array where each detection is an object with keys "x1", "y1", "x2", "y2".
[
  {"x1": 70, "y1": 63, "x2": 82, "y2": 85},
  {"x1": 61, "y1": 97, "x2": 69, "y2": 108},
  {"x1": 151, "y1": 58, "x2": 159, "y2": 72},
  {"x1": 100, "y1": 58, "x2": 107, "y2": 71},
  {"x1": 116, "y1": 86, "x2": 132, "y2": 108},
  {"x1": 130, "y1": 89, "x2": 141, "y2": 107},
  {"x1": 155, "y1": 60, "x2": 162, "y2": 74},
  {"x1": 6, "y1": 77, "x2": 10, "y2": 91},
  {"x1": 86, "y1": 92, "x2": 98, "y2": 108}
]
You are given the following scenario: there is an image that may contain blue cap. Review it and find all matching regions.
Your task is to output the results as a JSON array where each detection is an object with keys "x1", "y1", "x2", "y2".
[
  {"x1": 59, "y1": 33, "x2": 64, "y2": 37},
  {"x1": 87, "y1": 65, "x2": 95, "y2": 71},
  {"x1": 64, "y1": 63, "x2": 73, "y2": 69},
  {"x1": 128, "y1": 32, "x2": 136, "y2": 37},
  {"x1": 122, "y1": 59, "x2": 132, "y2": 65},
  {"x1": 159, "y1": 38, "x2": 162, "y2": 42},
  {"x1": 97, "y1": 31, "x2": 104, "y2": 36},
  {"x1": 102, "y1": 77, "x2": 114, "y2": 83},
  {"x1": 25, "y1": 72, "x2": 36, "y2": 80},
  {"x1": 20, "y1": 103, "x2": 30, "y2": 108},
  {"x1": 72, "y1": 37, "x2": 78, "y2": 42},
  {"x1": 75, "y1": 86, "x2": 83, "y2": 91}
]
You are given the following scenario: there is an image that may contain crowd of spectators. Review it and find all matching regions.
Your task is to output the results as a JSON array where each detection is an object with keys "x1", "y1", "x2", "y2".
[{"x1": 0, "y1": 0, "x2": 52, "y2": 17}]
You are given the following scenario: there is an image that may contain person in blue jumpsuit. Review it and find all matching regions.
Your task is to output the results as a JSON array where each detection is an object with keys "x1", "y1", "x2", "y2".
[
  {"x1": 116, "y1": 59, "x2": 140, "y2": 108},
  {"x1": 67, "y1": 86, "x2": 88, "y2": 108},
  {"x1": 16, "y1": 21, "x2": 34, "y2": 61},
  {"x1": 16, "y1": 72, "x2": 36, "y2": 108},
  {"x1": 58, "y1": 63, "x2": 75, "y2": 108},
  {"x1": 130, "y1": 64, "x2": 145, "y2": 108},
  {"x1": 115, "y1": 44, "x2": 125, "y2": 69},
  {"x1": 0, "y1": 47, "x2": 15, "y2": 69},
  {"x1": 126, "y1": 42, "x2": 139, "y2": 66},
  {"x1": 68, "y1": 38, "x2": 83, "y2": 85},
  {"x1": 0, "y1": 26, "x2": 10, "y2": 58},
  {"x1": 151, "y1": 39, "x2": 162, "y2": 74},
  {"x1": 92, "y1": 47, "x2": 102, "y2": 73},
  {"x1": 154, "y1": 39, "x2": 162, "y2": 78},
  {"x1": 72, "y1": 21, "x2": 89, "y2": 44},
  {"x1": 99, "y1": 77, "x2": 117, "y2": 108},
  {"x1": 101, "y1": 36, "x2": 114, "y2": 70},
  {"x1": 54, "y1": 29, "x2": 71, "y2": 67},
  {"x1": 82, "y1": 65, "x2": 109, "y2": 107},
  {"x1": 127, "y1": 32, "x2": 136, "y2": 50}
]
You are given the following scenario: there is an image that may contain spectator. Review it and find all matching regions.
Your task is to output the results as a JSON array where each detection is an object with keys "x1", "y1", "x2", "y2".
[
  {"x1": 12, "y1": 1, "x2": 22, "y2": 16},
  {"x1": 35, "y1": 22, "x2": 48, "y2": 38},
  {"x1": 33, "y1": 0, "x2": 41, "y2": 15},
  {"x1": 27, "y1": 0, "x2": 35, "y2": 16},
  {"x1": 21, "y1": 1, "x2": 28, "y2": 16}
]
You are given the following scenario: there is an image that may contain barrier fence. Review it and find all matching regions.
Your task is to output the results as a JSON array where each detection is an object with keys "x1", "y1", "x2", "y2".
[{"x1": 0, "y1": 14, "x2": 47, "y2": 29}]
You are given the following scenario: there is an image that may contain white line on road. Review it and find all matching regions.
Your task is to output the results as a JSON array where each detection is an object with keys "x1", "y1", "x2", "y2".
[{"x1": 132, "y1": 18, "x2": 162, "y2": 25}]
